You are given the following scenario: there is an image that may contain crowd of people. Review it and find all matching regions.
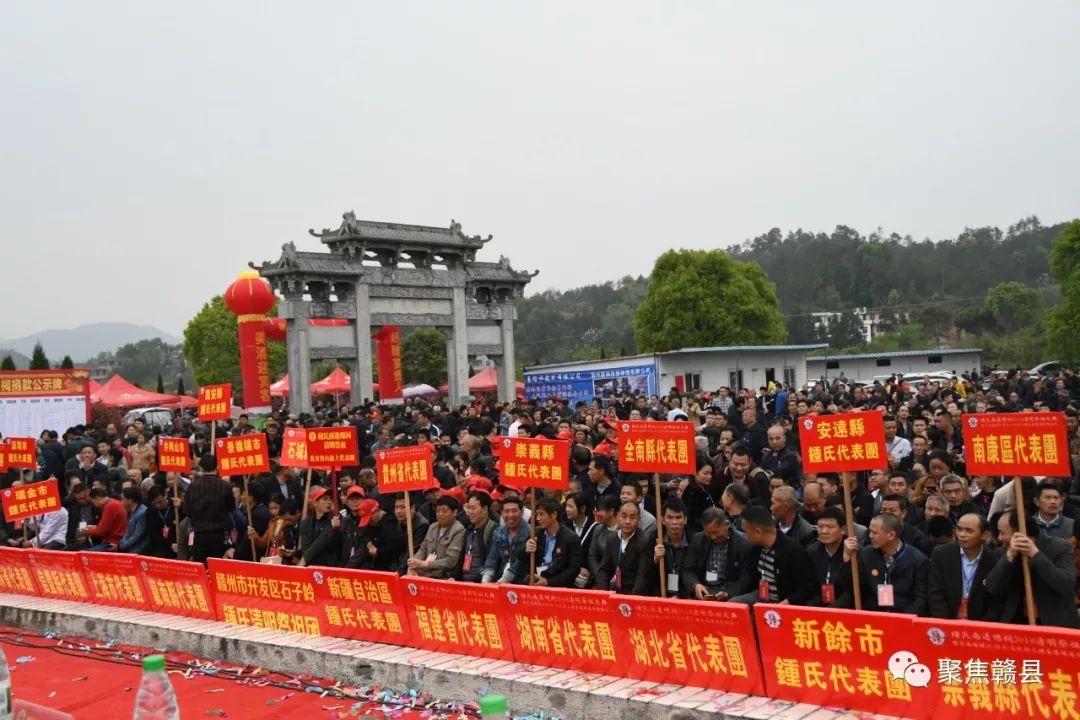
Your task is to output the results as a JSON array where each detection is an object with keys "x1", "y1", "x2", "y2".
[{"x1": 4, "y1": 366, "x2": 1080, "y2": 629}]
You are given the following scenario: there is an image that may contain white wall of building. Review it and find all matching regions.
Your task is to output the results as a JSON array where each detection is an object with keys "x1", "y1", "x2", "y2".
[
  {"x1": 806, "y1": 351, "x2": 982, "y2": 382},
  {"x1": 657, "y1": 349, "x2": 813, "y2": 392}
]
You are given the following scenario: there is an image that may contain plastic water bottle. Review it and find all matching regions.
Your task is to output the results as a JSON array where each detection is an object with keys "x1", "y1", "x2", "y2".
[
  {"x1": 479, "y1": 694, "x2": 508, "y2": 719},
  {"x1": 133, "y1": 655, "x2": 179, "y2": 720},
  {"x1": 0, "y1": 645, "x2": 10, "y2": 720}
]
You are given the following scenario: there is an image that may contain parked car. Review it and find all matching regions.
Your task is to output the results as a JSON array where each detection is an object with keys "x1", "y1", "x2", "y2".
[
  {"x1": 1028, "y1": 361, "x2": 1062, "y2": 377},
  {"x1": 121, "y1": 407, "x2": 176, "y2": 433}
]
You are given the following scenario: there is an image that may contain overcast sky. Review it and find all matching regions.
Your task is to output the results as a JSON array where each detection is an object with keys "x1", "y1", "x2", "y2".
[{"x1": 2, "y1": 1, "x2": 1077, "y2": 339}]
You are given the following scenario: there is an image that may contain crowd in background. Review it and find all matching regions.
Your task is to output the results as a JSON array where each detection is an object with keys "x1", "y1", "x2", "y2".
[{"x1": 3, "y1": 366, "x2": 1080, "y2": 628}]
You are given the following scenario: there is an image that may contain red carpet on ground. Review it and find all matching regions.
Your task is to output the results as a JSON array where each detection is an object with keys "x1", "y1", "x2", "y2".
[{"x1": 0, "y1": 628, "x2": 465, "y2": 719}]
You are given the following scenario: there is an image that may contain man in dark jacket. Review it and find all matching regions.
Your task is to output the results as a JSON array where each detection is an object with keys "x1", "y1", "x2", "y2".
[
  {"x1": 63, "y1": 481, "x2": 93, "y2": 549},
  {"x1": 986, "y1": 510, "x2": 1079, "y2": 628},
  {"x1": 235, "y1": 480, "x2": 273, "y2": 562},
  {"x1": 521, "y1": 497, "x2": 582, "y2": 588},
  {"x1": 345, "y1": 498, "x2": 405, "y2": 572},
  {"x1": 879, "y1": 494, "x2": 934, "y2": 558},
  {"x1": 739, "y1": 407, "x2": 768, "y2": 464},
  {"x1": 845, "y1": 512, "x2": 929, "y2": 615},
  {"x1": 806, "y1": 506, "x2": 854, "y2": 608},
  {"x1": 184, "y1": 455, "x2": 235, "y2": 564},
  {"x1": 760, "y1": 425, "x2": 802, "y2": 487},
  {"x1": 299, "y1": 486, "x2": 342, "y2": 567},
  {"x1": 681, "y1": 507, "x2": 752, "y2": 601},
  {"x1": 734, "y1": 505, "x2": 816, "y2": 605},
  {"x1": 596, "y1": 501, "x2": 654, "y2": 595},
  {"x1": 928, "y1": 512, "x2": 999, "y2": 620}
]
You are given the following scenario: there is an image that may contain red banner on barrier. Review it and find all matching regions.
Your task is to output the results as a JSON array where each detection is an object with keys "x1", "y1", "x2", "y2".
[
  {"x1": 280, "y1": 427, "x2": 309, "y2": 469},
  {"x1": 5, "y1": 436, "x2": 37, "y2": 469},
  {"x1": 216, "y1": 433, "x2": 270, "y2": 476},
  {"x1": 77, "y1": 552, "x2": 148, "y2": 610},
  {"x1": 0, "y1": 546, "x2": 39, "y2": 596},
  {"x1": 140, "y1": 556, "x2": 216, "y2": 620},
  {"x1": 798, "y1": 411, "x2": 888, "y2": 473},
  {"x1": 316, "y1": 567, "x2": 411, "y2": 645},
  {"x1": 494, "y1": 436, "x2": 571, "y2": 490},
  {"x1": 402, "y1": 577, "x2": 513, "y2": 660},
  {"x1": 612, "y1": 595, "x2": 765, "y2": 695},
  {"x1": 198, "y1": 383, "x2": 233, "y2": 421},
  {"x1": 1, "y1": 479, "x2": 61, "y2": 523},
  {"x1": 307, "y1": 426, "x2": 360, "y2": 470},
  {"x1": 375, "y1": 445, "x2": 435, "y2": 493},
  {"x1": 755, "y1": 605, "x2": 920, "y2": 718},
  {"x1": 156, "y1": 437, "x2": 191, "y2": 474},
  {"x1": 208, "y1": 559, "x2": 409, "y2": 644},
  {"x1": 616, "y1": 420, "x2": 695, "y2": 475},
  {"x1": 209, "y1": 558, "x2": 323, "y2": 635},
  {"x1": 913, "y1": 618, "x2": 1080, "y2": 720},
  {"x1": 499, "y1": 585, "x2": 617, "y2": 674},
  {"x1": 25, "y1": 549, "x2": 90, "y2": 603},
  {"x1": 962, "y1": 412, "x2": 1070, "y2": 477},
  {"x1": 0, "y1": 441, "x2": 7, "y2": 472}
]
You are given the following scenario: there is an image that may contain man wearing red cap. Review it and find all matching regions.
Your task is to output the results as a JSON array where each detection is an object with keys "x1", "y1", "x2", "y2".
[
  {"x1": 299, "y1": 487, "x2": 342, "y2": 568},
  {"x1": 344, "y1": 496, "x2": 405, "y2": 573}
]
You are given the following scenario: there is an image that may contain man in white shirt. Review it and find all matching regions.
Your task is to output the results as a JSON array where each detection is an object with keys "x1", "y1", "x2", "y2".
[
  {"x1": 30, "y1": 507, "x2": 70, "y2": 550},
  {"x1": 884, "y1": 414, "x2": 912, "y2": 469}
]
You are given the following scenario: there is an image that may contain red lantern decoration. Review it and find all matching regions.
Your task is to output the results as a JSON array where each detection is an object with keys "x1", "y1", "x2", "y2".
[{"x1": 223, "y1": 270, "x2": 276, "y2": 410}]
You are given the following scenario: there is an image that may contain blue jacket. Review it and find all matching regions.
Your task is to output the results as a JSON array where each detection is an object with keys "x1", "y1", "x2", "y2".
[
  {"x1": 118, "y1": 504, "x2": 148, "y2": 554},
  {"x1": 482, "y1": 522, "x2": 531, "y2": 583}
]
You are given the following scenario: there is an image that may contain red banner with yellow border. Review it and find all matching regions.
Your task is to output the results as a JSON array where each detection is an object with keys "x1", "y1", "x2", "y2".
[
  {"x1": 402, "y1": 576, "x2": 513, "y2": 661},
  {"x1": 612, "y1": 595, "x2": 765, "y2": 694}
]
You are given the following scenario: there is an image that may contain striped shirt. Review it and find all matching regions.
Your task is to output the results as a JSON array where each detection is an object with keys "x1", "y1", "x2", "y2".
[{"x1": 758, "y1": 547, "x2": 779, "y2": 602}]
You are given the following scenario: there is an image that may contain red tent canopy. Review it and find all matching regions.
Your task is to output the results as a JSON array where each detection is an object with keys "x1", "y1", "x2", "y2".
[
  {"x1": 270, "y1": 374, "x2": 290, "y2": 398},
  {"x1": 88, "y1": 379, "x2": 103, "y2": 401},
  {"x1": 311, "y1": 368, "x2": 351, "y2": 396},
  {"x1": 439, "y1": 368, "x2": 525, "y2": 397},
  {"x1": 91, "y1": 376, "x2": 179, "y2": 407},
  {"x1": 162, "y1": 395, "x2": 199, "y2": 409}
]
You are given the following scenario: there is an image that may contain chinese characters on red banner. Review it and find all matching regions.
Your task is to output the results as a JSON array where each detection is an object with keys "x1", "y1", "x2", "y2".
[
  {"x1": 612, "y1": 596, "x2": 765, "y2": 694},
  {"x1": 306, "y1": 427, "x2": 360, "y2": 469},
  {"x1": 78, "y1": 552, "x2": 147, "y2": 610},
  {"x1": 375, "y1": 445, "x2": 435, "y2": 493},
  {"x1": 962, "y1": 412, "x2": 1070, "y2": 477},
  {"x1": 404, "y1": 576, "x2": 512, "y2": 660},
  {"x1": 280, "y1": 427, "x2": 309, "y2": 469},
  {"x1": 374, "y1": 325, "x2": 404, "y2": 403},
  {"x1": 755, "y1": 605, "x2": 917, "y2": 718},
  {"x1": 141, "y1": 556, "x2": 215, "y2": 619},
  {"x1": 799, "y1": 411, "x2": 887, "y2": 473},
  {"x1": 1, "y1": 479, "x2": 61, "y2": 523},
  {"x1": 25, "y1": 549, "x2": 90, "y2": 602},
  {"x1": 215, "y1": 433, "x2": 270, "y2": 476},
  {"x1": 197, "y1": 383, "x2": 232, "y2": 421},
  {"x1": 156, "y1": 437, "x2": 190, "y2": 473},
  {"x1": 495, "y1": 436, "x2": 570, "y2": 489},
  {"x1": 501, "y1": 585, "x2": 616, "y2": 674},
  {"x1": 4, "y1": 437, "x2": 36, "y2": 469},
  {"x1": 617, "y1": 421, "x2": 696, "y2": 474}
]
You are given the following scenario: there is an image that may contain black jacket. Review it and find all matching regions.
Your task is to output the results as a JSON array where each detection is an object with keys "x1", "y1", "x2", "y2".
[
  {"x1": 518, "y1": 524, "x2": 582, "y2": 588},
  {"x1": 780, "y1": 514, "x2": 818, "y2": 548},
  {"x1": 300, "y1": 512, "x2": 342, "y2": 567},
  {"x1": 143, "y1": 504, "x2": 177, "y2": 558},
  {"x1": 856, "y1": 542, "x2": 929, "y2": 615},
  {"x1": 928, "y1": 542, "x2": 1000, "y2": 621},
  {"x1": 682, "y1": 483, "x2": 721, "y2": 534},
  {"x1": 806, "y1": 540, "x2": 854, "y2": 608},
  {"x1": 760, "y1": 447, "x2": 802, "y2": 487},
  {"x1": 680, "y1": 530, "x2": 752, "y2": 599},
  {"x1": 345, "y1": 514, "x2": 406, "y2": 573},
  {"x1": 233, "y1": 504, "x2": 272, "y2": 562},
  {"x1": 185, "y1": 475, "x2": 235, "y2": 533},
  {"x1": 747, "y1": 532, "x2": 817, "y2": 605},
  {"x1": 985, "y1": 535, "x2": 1079, "y2": 628},
  {"x1": 596, "y1": 529, "x2": 655, "y2": 596}
]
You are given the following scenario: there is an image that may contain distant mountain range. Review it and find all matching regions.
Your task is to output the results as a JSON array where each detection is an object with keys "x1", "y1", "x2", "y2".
[{"x1": 0, "y1": 323, "x2": 182, "y2": 366}]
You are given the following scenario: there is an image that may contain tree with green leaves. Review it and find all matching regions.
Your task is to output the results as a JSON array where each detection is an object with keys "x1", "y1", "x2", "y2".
[
  {"x1": 177, "y1": 377, "x2": 186, "y2": 395},
  {"x1": 401, "y1": 328, "x2": 447, "y2": 386},
  {"x1": 634, "y1": 249, "x2": 785, "y2": 352},
  {"x1": 183, "y1": 295, "x2": 287, "y2": 394},
  {"x1": 1046, "y1": 220, "x2": 1080, "y2": 363},
  {"x1": 156, "y1": 373, "x2": 165, "y2": 393},
  {"x1": 59, "y1": 355, "x2": 74, "y2": 369},
  {"x1": 29, "y1": 342, "x2": 49, "y2": 370},
  {"x1": 1, "y1": 356, "x2": 16, "y2": 371},
  {"x1": 983, "y1": 281, "x2": 1042, "y2": 334}
]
